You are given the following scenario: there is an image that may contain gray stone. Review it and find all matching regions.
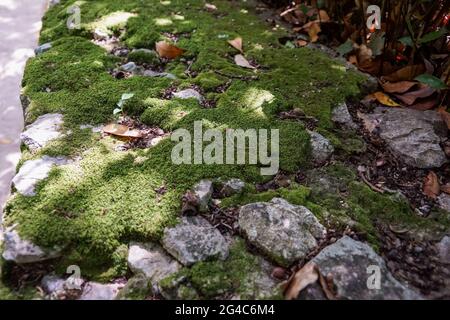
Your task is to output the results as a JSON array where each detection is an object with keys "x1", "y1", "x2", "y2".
[
  {"x1": 41, "y1": 275, "x2": 65, "y2": 294},
  {"x1": 221, "y1": 178, "x2": 245, "y2": 197},
  {"x1": 162, "y1": 216, "x2": 229, "y2": 266},
  {"x1": 366, "y1": 107, "x2": 447, "y2": 168},
  {"x1": 20, "y1": 113, "x2": 63, "y2": 150},
  {"x1": 239, "y1": 198, "x2": 326, "y2": 267},
  {"x1": 311, "y1": 236, "x2": 422, "y2": 300},
  {"x1": 173, "y1": 89, "x2": 203, "y2": 102},
  {"x1": 128, "y1": 242, "x2": 181, "y2": 284},
  {"x1": 308, "y1": 130, "x2": 334, "y2": 164},
  {"x1": 12, "y1": 156, "x2": 69, "y2": 196},
  {"x1": 2, "y1": 230, "x2": 62, "y2": 264},
  {"x1": 34, "y1": 43, "x2": 52, "y2": 55},
  {"x1": 332, "y1": 102, "x2": 358, "y2": 129},
  {"x1": 93, "y1": 28, "x2": 109, "y2": 40},
  {"x1": 143, "y1": 69, "x2": 176, "y2": 79},
  {"x1": 120, "y1": 62, "x2": 137, "y2": 72},
  {"x1": 437, "y1": 236, "x2": 450, "y2": 265},
  {"x1": 437, "y1": 193, "x2": 450, "y2": 213},
  {"x1": 193, "y1": 179, "x2": 213, "y2": 212},
  {"x1": 79, "y1": 282, "x2": 123, "y2": 300}
]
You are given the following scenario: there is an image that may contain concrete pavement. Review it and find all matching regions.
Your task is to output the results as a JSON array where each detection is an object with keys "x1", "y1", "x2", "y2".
[{"x1": 0, "y1": 0, "x2": 48, "y2": 216}]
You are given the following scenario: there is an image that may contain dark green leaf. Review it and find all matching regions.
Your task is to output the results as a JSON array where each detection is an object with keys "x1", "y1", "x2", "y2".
[
  {"x1": 418, "y1": 27, "x2": 448, "y2": 44},
  {"x1": 399, "y1": 36, "x2": 413, "y2": 47},
  {"x1": 414, "y1": 74, "x2": 447, "y2": 90}
]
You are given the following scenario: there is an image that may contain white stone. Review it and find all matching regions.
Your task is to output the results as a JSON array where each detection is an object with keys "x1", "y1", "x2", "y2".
[
  {"x1": 20, "y1": 113, "x2": 63, "y2": 150},
  {"x1": 173, "y1": 89, "x2": 203, "y2": 102},
  {"x1": 79, "y1": 282, "x2": 123, "y2": 300},
  {"x1": 12, "y1": 156, "x2": 69, "y2": 196},
  {"x1": 2, "y1": 229, "x2": 62, "y2": 264}
]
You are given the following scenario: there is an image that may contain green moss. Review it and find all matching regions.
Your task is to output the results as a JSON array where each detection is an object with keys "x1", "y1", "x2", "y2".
[
  {"x1": 8, "y1": 0, "x2": 365, "y2": 280},
  {"x1": 128, "y1": 49, "x2": 160, "y2": 65},
  {"x1": 163, "y1": 240, "x2": 282, "y2": 299}
]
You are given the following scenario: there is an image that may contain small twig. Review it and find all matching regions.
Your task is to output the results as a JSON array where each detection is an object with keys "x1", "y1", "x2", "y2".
[{"x1": 359, "y1": 171, "x2": 385, "y2": 194}]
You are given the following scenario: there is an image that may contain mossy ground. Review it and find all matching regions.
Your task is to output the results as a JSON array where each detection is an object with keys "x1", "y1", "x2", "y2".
[{"x1": 2, "y1": 0, "x2": 429, "y2": 295}]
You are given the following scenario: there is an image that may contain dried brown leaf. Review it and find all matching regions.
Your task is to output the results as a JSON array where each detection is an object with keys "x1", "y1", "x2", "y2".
[
  {"x1": 285, "y1": 262, "x2": 318, "y2": 300},
  {"x1": 234, "y1": 54, "x2": 255, "y2": 69},
  {"x1": 155, "y1": 41, "x2": 185, "y2": 59},
  {"x1": 103, "y1": 124, "x2": 142, "y2": 138},
  {"x1": 382, "y1": 65, "x2": 426, "y2": 82},
  {"x1": 438, "y1": 107, "x2": 450, "y2": 130},
  {"x1": 373, "y1": 91, "x2": 401, "y2": 107},
  {"x1": 381, "y1": 81, "x2": 418, "y2": 94},
  {"x1": 423, "y1": 171, "x2": 440, "y2": 199},
  {"x1": 441, "y1": 184, "x2": 450, "y2": 195},
  {"x1": 394, "y1": 84, "x2": 435, "y2": 106},
  {"x1": 228, "y1": 37, "x2": 243, "y2": 53}
]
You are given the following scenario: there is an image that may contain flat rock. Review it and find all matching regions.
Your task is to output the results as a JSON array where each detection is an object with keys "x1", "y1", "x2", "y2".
[
  {"x1": 437, "y1": 236, "x2": 450, "y2": 265},
  {"x1": 239, "y1": 198, "x2": 326, "y2": 267},
  {"x1": 128, "y1": 242, "x2": 181, "y2": 284},
  {"x1": 12, "y1": 156, "x2": 69, "y2": 196},
  {"x1": 220, "y1": 178, "x2": 245, "y2": 197},
  {"x1": 308, "y1": 130, "x2": 334, "y2": 164},
  {"x1": 2, "y1": 230, "x2": 62, "y2": 264},
  {"x1": 365, "y1": 107, "x2": 447, "y2": 168},
  {"x1": 193, "y1": 179, "x2": 213, "y2": 212},
  {"x1": 173, "y1": 89, "x2": 203, "y2": 102},
  {"x1": 332, "y1": 102, "x2": 357, "y2": 129},
  {"x1": 437, "y1": 193, "x2": 450, "y2": 213},
  {"x1": 143, "y1": 69, "x2": 176, "y2": 79},
  {"x1": 162, "y1": 216, "x2": 229, "y2": 266},
  {"x1": 34, "y1": 43, "x2": 52, "y2": 56},
  {"x1": 120, "y1": 62, "x2": 137, "y2": 72},
  {"x1": 311, "y1": 236, "x2": 422, "y2": 300},
  {"x1": 41, "y1": 275, "x2": 65, "y2": 294},
  {"x1": 20, "y1": 113, "x2": 63, "y2": 150},
  {"x1": 79, "y1": 282, "x2": 123, "y2": 300}
]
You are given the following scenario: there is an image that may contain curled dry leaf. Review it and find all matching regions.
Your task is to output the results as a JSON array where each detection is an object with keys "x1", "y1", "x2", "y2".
[
  {"x1": 394, "y1": 84, "x2": 435, "y2": 106},
  {"x1": 228, "y1": 37, "x2": 243, "y2": 53},
  {"x1": 285, "y1": 262, "x2": 318, "y2": 300},
  {"x1": 308, "y1": 22, "x2": 321, "y2": 43},
  {"x1": 234, "y1": 54, "x2": 255, "y2": 69},
  {"x1": 380, "y1": 81, "x2": 417, "y2": 94},
  {"x1": 103, "y1": 123, "x2": 143, "y2": 139},
  {"x1": 319, "y1": 10, "x2": 330, "y2": 22},
  {"x1": 423, "y1": 171, "x2": 440, "y2": 199},
  {"x1": 373, "y1": 91, "x2": 401, "y2": 107},
  {"x1": 155, "y1": 41, "x2": 185, "y2": 59},
  {"x1": 382, "y1": 64, "x2": 426, "y2": 82},
  {"x1": 441, "y1": 184, "x2": 450, "y2": 195},
  {"x1": 296, "y1": 39, "x2": 308, "y2": 47}
]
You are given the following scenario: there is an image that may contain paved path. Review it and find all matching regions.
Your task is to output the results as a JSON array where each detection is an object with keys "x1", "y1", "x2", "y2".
[{"x1": 0, "y1": 0, "x2": 48, "y2": 216}]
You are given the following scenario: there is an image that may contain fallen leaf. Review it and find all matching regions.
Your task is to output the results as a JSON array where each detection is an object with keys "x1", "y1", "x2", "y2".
[
  {"x1": 155, "y1": 41, "x2": 185, "y2": 59},
  {"x1": 373, "y1": 92, "x2": 401, "y2": 107},
  {"x1": 423, "y1": 171, "x2": 440, "y2": 199},
  {"x1": 380, "y1": 81, "x2": 417, "y2": 94},
  {"x1": 441, "y1": 184, "x2": 450, "y2": 195},
  {"x1": 296, "y1": 39, "x2": 308, "y2": 47},
  {"x1": 228, "y1": 37, "x2": 243, "y2": 53},
  {"x1": 285, "y1": 262, "x2": 319, "y2": 300},
  {"x1": 318, "y1": 271, "x2": 336, "y2": 300},
  {"x1": 409, "y1": 95, "x2": 438, "y2": 110},
  {"x1": 103, "y1": 123, "x2": 142, "y2": 138},
  {"x1": 415, "y1": 74, "x2": 448, "y2": 90},
  {"x1": 382, "y1": 64, "x2": 425, "y2": 82},
  {"x1": 394, "y1": 84, "x2": 435, "y2": 105},
  {"x1": 234, "y1": 54, "x2": 255, "y2": 69},
  {"x1": 319, "y1": 10, "x2": 330, "y2": 22},
  {"x1": 308, "y1": 22, "x2": 321, "y2": 43}
]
